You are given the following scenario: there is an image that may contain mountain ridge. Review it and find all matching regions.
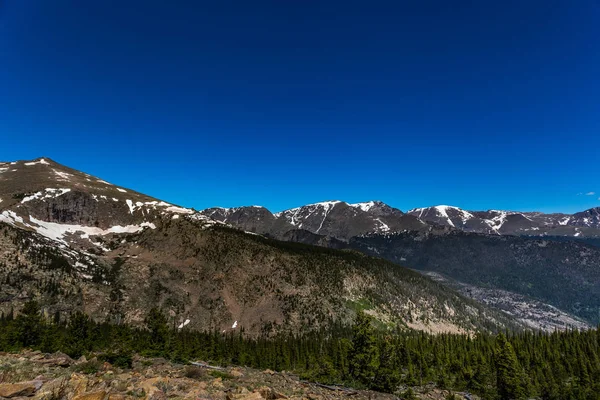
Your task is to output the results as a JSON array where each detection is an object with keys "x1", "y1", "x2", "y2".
[{"x1": 0, "y1": 157, "x2": 522, "y2": 335}]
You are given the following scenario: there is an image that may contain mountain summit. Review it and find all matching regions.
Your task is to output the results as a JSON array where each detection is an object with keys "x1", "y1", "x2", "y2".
[{"x1": 0, "y1": 158, "x2": 518, "y2": 335}]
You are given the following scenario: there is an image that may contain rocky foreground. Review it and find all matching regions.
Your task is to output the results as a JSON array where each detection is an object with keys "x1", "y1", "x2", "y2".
[{"x1": 0, "y1": 351, "x2": 474, "y2": 400}]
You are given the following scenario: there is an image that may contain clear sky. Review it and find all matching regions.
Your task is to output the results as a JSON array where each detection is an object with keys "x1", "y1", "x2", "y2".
[{"x1": 1, "y1": 1, "x2": 599, "y2": 213}]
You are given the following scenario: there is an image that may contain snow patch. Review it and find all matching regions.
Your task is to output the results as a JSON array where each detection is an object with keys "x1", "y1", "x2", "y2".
[
  {"x1": 232, "y1": 321, "x2": 238, "y2": 329},
  {"x1": 350, "y1": 201, "x2": 378, "y2": 212},
  {"x1": 559, "y1": 217, "x2": 571, "y2": 226},
  {"x1": 27, "y1": 217, "x2": 156, "y2": 243},
  {"x1": 53, "y1": 170, "x2": 73, "y2": 181},
  {"x1": 0, "y1": 210, "x2": 25, "y2": 225},
  {"x1": 125, "y1": 199, "x2": 135, "y2": 214},
  {"x1": 433, "y1": 205, "x2": 456, "y2": 227},
  {"x1": 374, "y1": 218, "x2": 390, "y2": 232},
  {"x1": 165, "y1": 205, "x2": 195, "y2": 214},
  {"x1": 24, "y1": 158, "x2": 50, "y2": 166},
  {"x1": 22, "y1": 188, "x2": 71, "y2": 203},
  {"x1": 178, "y1": 319, "x2": 191, "y2": 329},
  {"x1": 116, "y1": 188, "x2": 127, "y2": 193}
]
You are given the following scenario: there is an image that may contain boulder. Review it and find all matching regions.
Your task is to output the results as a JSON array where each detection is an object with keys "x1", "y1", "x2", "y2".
[
  {"x1": 68, "y1": 373, "x2": 90, "y2": 397},
  {"x1": 0, "y1": 381, "x2": 41, "y2": 398},
  {"x1": 229, "y1": 368, "x2": 244, "y2": 378},
  {"x1": 138, "y1": 377, "x2": 168, "y2": 400},
  {"x1": 38, "y1": 352, "x2": 73, "y2": 367},
  {"x1": 226, "y1": 392, "x2": 264, "y2": 400},
  {"x1": 72, "y1": 391, "x2": 107, "y2": 400},
  {"x1": 258, "y1": 387, "x2": 288, "y2": 400}
]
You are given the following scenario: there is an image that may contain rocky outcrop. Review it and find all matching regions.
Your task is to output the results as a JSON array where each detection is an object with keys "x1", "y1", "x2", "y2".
[
  {"x1": 0, "y1": 380, "x2": 43, "y2": 398},
  {"x1": 0, "y1": 351, "x2": 478, "y2": 400}
]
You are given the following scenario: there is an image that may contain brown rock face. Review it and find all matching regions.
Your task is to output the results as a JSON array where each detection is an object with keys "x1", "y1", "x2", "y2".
[
  {"x1": 0, "y1": 381, "x2": 42, "y2": 398},
  {"x1": 258, "y1": 386, "x2": 289, "y2": 400},
  {"x1": 72, "y1": 391, "x2": 108, "y2": 400}
]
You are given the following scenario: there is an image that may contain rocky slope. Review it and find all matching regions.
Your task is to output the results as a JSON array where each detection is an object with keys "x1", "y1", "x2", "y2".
[
  {"x1": 423, "y1": 272, "x2": 590, "y2": 331},
  {"x1": 0, "y1": 158, "x2": 519, "y2": 335},
  {"x1": 0, "y1": 351, "x2": 472, "y2": 400},
  {"x1": 349, "y1": 231, "x2": 600, "y2": 325},
  {"x1": 201, "y1": 201, "x2": 600, "y2": 328}
]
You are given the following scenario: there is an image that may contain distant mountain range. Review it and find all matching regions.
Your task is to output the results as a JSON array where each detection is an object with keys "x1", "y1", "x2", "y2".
[
  {"x1": 200, "y1": 201, "x2": 600, "y2": 328},
  {"x1": 201, "y1": 201, "x2": 600, "y2": 239},
  {"x1": 2, "y1": 157, "x2": 599, "y2": 332},
  {"x1": 0, "y1": 158, "x2": 527, "y2": 335}
]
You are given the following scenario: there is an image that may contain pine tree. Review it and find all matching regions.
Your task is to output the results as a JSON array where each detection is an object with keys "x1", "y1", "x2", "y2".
[
  {"x1": 144, "y1": 307, "x2": 169, "y2": 352},
  {"x1": 66, "y1": 311, "x2": 92, "y2": 358},
  {"x1": 495, "y1": 334, "x2": 527, "y2": 400},
  {"x1": 348, "y1": 311, "x2": 379, "y2": 387},
  {"x1": 14, "y1": 301, "x2": 43, "y2": 348},
  {"x1": 372, "y1": 339, "x2": 400, "y2": 392}
]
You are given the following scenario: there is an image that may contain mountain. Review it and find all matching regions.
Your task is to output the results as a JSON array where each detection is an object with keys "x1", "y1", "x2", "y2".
[
  {"x1": 349, "y1": 231, "x2": 600, "y2": 324},
  {"x1": 0, "y1": 158, "x2": 213, "y2": 245},
  {"x1": 199, "y1": 200, "x2": 600, "y2": 327},
  {"x1": 201, "y1": 206, "x2": 294, "y2": 237},
  {"x1": 408, "y1": 205, "x2": 600, "y2": 237},
  {"x1": 569, "y1": 207, "x2": 600, "y2": 229},
  {"x1": 206, "y1": 202, "x2": 600, "y2": 240},
  {"x1": 202, "y1": 201, "x2": 429, "y2": 240},
  {"x1": 0, "y1": 158, "x2": 519, "y2": 335}
]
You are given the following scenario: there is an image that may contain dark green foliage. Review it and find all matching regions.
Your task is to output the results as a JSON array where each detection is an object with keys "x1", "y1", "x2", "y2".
[
  {"x1": 348, "y1": 311, "x2": 379, "y2": 386},
  {"x1": 144, "y1": 307, "x2": 169, "y2": 352},
  {"x1": 351, "y1": 232, "x2": 600, "y2": 324},
  {"x1": 184, "y1": 366, "x2": 206, "y2": 379},
  {"x1": 75, "y1": 359, "x2": 102, "y2": 374},
  {"x1": 14, "y1": 300, "x2": 43, "y2": 347},
  {"x1": 494, "y1": 334, "x2": 526, "y2": 400},
  {"x1": 66, "y1": 311, "x2": 93, "y2": 358},
  {"x1": 208, "y1": 370, "x2": 235, "y2": 380},
  {"x1": 1, "y1": 304, "x2": 600, "y2": 398},
  {"x1": 98, "y1": 351, "x2": 133, "y2": 369}
]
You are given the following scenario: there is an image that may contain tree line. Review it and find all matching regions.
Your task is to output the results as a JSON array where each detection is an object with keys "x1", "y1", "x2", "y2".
[{"x1": 1, "y1": 302, "x2": 600, "y2": 399}]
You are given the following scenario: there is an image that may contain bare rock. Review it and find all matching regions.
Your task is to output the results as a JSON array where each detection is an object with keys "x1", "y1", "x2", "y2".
[
  {"x1": 227, "y1": 392, "x2": 264, "y2": 400},
  {"x1": 37, "y1": 352, "x2": 73, "y2": 367},
  {"x1": 108, "y1": 395, "x2": 135, "y2": 400},
  {"x1": 211, "y1": 378, "x2": 224, "y2": 390},
  {"x1": 68, "y1": 374, "x2": 90, "y2": 397},
  {"x1": 72, "y1": 391, "x2": 107, "y2": 400},
  {"x1": 228, "y1": 368, "x2": 244, "y2": 378},
  {"x1": 258, "y1": 387, "x2": 288, "y2": 400},
  {"x1": 0, "y1": 381, "x2": 41, "y2": 398}
]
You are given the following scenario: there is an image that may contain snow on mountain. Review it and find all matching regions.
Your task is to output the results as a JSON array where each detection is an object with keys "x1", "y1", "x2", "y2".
[
  {"x1": 349, "y1": 201, "x2": 379, "y2": 212},
  {"x1": 408, "y1": 205, "x2": 487, "y2": 231},
  {"x1": 0, "y1": 157, "x2": 219, "y2": 248}
]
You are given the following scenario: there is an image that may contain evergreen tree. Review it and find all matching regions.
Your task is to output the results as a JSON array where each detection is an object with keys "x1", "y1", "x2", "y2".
[
  {"x1": 144, "y1": 307, "x2": 169, "y2": 351},
  {"x1": 348, "y1": 311, "x2": 379, "y2": 386},
  {"x1": 495, "y1": 334, "x2": 527, "y2": 400},
  {"x1": 66, "y1": 311, "x2": 93, "y2": 357},
  {"x1": 14, "y1": 301, "x2": 43, "y2": 348},
  {"x1": 372, "y1": 339, "x2": 400, "y2": 392}
]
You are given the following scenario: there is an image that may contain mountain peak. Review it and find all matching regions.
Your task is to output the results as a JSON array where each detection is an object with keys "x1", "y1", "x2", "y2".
[
  {"x1": 0, "y1": 158, "x2": 217, "y2": 247},
  {"x1": 349, "y1": 200, "x2": 386, "y2": 212}
]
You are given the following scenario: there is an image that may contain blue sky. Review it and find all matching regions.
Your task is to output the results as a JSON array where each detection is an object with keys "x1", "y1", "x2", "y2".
[{"x1": 1, "y1": 1, "x2": 599, "y2": 213}]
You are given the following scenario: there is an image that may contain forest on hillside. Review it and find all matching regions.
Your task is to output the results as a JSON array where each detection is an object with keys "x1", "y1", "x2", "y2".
[{"x1": 1, "y1": 302, "x2": 600, "y2": 400}]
